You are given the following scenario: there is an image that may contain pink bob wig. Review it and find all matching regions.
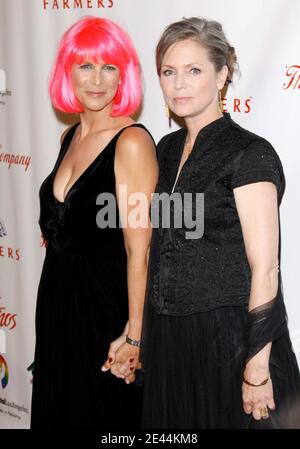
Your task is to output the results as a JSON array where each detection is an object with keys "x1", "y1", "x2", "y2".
[{"x1": 49, "y1": 16, "x2": 142, "y2": 116}]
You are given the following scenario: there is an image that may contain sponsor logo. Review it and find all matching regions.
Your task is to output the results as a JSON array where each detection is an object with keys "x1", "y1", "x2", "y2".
[
  {"x1": 0, "y1": 219, "x2": 7, "y2": 238},
  {"x1": 283, "y1": 65, "x2": 300, "y2": 90},
  {"x1": 43, "y1": 0, "x2": 114, "y2": 9},
  {"x1": 0, "y1": 303, "x2": 17, "y2": 331},
  {"x1": 0, "y1": 246, "x2": 21, "y2": 261},
  {"x1": 0, "y1": 397, "x2": 30, "y2": 420},
  {"x1": 222, "y1": 96, "x2": 252, "y2": 114},
  {"x1": 0, "y1": 355, "x2": 8, "y2": 389},
  {"x1": 0, "y1": 219, "x2": 21, "y2": 261},
  {"x1": 0, "y1": 152, "x2": 32, "y2": 172},
  {"x1": 0, "y1": 68, "x2": 11, "y2": 106}
]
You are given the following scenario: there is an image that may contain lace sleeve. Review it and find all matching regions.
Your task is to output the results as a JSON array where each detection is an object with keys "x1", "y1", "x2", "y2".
[{"x1": 231, "y1": 139, "x2": 284, "y2": 201}]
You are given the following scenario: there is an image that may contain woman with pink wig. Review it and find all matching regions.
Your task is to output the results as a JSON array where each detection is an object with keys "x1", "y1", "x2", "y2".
[{"x1": 31, "y1": 16, "x2": 158, "y2": 428}]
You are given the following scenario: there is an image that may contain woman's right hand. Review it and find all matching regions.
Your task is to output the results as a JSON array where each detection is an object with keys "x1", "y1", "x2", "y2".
[
  {"x1": 101, "y1": 333, "x2": 127, "y2": 373},
  {"x1": 242, "y1": 363, "x2": 276, "y2": 420},
  {"x1": 101, "y1": 319, "x2": 142, "y2": 383}
]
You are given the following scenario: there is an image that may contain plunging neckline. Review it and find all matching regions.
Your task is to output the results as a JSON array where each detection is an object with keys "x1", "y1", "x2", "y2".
[{"x1": 52, "y1": 123, "x2": 143, "y2": 205}]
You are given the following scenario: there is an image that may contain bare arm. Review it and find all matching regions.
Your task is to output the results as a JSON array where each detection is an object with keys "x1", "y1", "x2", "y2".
[
  {"x1": 115, "y1": 126, "x2": 158, "y2": 341},
  {"x1": 101, "y1": 126, "x2": 158, "y2": 380},
  {"x1": 234, "y1": 181, "x2": 279, "y2": 418}
]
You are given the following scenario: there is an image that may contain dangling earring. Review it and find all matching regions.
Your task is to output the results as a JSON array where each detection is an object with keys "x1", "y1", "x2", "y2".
[
  {"x1": 218, "y1": 91, "x2": 223, "y2": 113},
  {"x1": 164, "y1": 104, "x2": 172, "y2": 127},
  {"x1": 165, "y1": 104, "x2": 170, "y2": 118}
]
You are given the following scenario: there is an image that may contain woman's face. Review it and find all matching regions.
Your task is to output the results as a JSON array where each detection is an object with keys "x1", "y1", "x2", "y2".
[
  {"x1": 160, "y1": 39, "x2": 228, "y2": 119},
  {"x1": 71, "y1": 60, "x2": 120, "y2": 112}
]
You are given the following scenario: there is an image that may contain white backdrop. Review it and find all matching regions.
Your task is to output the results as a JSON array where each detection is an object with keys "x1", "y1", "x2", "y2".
[{"x1": 0, "y1": 0, "x2": 299, "y2": 429}]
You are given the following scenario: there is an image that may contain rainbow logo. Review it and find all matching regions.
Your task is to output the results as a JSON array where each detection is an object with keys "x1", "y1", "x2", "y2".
[
  {"x1": 0, "y1": 354, "x2": 9, "y2": 389},
  {"x1": 0, "y1": 218, "x2": 7, "y2": 238}
]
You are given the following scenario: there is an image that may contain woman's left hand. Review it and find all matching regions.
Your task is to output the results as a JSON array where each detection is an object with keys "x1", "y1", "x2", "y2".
[{"x1": 242, "y1": 366, "x2": 276, "y2": 420}]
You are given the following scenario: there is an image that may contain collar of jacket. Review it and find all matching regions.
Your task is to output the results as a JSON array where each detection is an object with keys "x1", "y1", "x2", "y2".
[{"x1": 158, "y1": 112, "x2": 232, "y2": 195}]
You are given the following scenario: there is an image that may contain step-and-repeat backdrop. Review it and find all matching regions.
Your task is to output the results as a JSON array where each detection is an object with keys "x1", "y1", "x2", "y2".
[{"x1": 0, "y1": 0, "x2": 299, "y2": 428}]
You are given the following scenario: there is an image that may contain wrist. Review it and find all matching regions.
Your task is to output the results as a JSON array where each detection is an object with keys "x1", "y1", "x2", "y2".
[
  {"x1": 122, "y1": 321, "x2": 129, "y2": 336},
  {"x1": 244, "y1": 365, "x2": 270, "y2": 384},
  {"x1": 245, "y1": 360, "x2": 269, "y2": 372},
  {"x1": 127, "y1": 324, "x2": 142, "y2": 341},
  {"x1": 125, "y1": 335, "x2": 141, "y2": 348},
  {"x1": 243, "y1": 374, "x2": 269, "y2": 387}
]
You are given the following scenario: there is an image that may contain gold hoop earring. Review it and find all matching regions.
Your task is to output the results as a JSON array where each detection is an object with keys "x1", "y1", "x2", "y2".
[{"x1": 218, "y1": 91, "x2": 223, "y2": 113}]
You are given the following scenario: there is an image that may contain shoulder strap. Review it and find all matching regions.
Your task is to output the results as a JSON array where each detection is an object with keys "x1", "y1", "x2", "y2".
[
  {"x1": 56, "y1": 122, "x2": 79, "y2": 160},
  {"x1": 60, "y1": 122, "x2": 79, "y2": 149},
  {"x1": 114, "y1": 123, "x2": 156, "y2": 147}
]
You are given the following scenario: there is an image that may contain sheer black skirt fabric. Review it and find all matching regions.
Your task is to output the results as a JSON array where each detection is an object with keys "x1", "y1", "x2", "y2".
[
  {"x1": 141, "y1": 299, "x2": 300, "y2": 429},
  {"x1": 245, "y1": 277, "x2": 288, "y2": 363}
]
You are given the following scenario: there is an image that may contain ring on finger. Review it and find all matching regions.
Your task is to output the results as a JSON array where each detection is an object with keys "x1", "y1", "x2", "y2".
[{"x1": 259, "y1": 406, "x2": 269, "y2": 419}]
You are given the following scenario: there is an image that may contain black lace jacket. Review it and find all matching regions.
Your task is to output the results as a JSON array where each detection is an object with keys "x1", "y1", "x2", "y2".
[{"x1": 146, "y1": 112, "x2": 285, "y2": 315}]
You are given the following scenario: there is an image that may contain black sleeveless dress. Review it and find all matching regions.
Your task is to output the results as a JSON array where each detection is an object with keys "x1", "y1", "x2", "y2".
[{"x1": 31, "y1": 123, "x2": 147, "y2": 429}]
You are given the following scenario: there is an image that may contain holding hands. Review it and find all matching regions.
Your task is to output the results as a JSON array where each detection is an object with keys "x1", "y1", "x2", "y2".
[{"x1": 101, "y1": 330, "x2": 141, "y2": 384}]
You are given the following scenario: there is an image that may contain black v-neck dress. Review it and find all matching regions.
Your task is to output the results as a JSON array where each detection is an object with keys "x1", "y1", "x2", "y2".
[{"x1": 31, "y1": 123, "x2": 146, "y2": 429}]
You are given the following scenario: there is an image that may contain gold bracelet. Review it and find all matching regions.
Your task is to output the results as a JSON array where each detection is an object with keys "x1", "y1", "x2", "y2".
[{"x1": 243, "y1": 375, "x2": 269, "y2": 387}]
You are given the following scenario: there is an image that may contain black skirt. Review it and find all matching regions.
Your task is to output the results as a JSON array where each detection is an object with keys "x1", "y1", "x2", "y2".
[
  {"x1": 141, "y1": 301, "x2": 300, "y2": 429},
  {"x1": 31, "y1": 243, "x2": 142, "y2": 429}
]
